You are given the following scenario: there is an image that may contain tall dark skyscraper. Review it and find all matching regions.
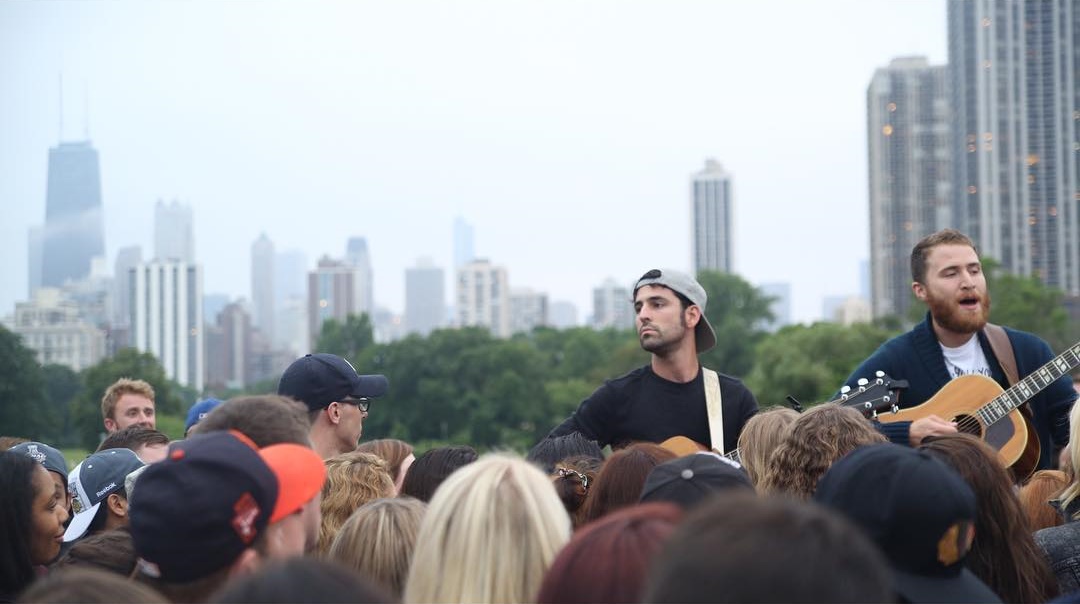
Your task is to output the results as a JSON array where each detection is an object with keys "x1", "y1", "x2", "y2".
[
  {"x1": 40, "y1": 141, "x2": 104, "y2": 287},
  {"x1": 948, "y1": 0, "x2": 1078, "y2": 295}
]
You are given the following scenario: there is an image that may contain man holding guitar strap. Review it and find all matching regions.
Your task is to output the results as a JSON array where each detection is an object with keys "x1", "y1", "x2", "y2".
[
  {"x1": 839, "y1": 229, "x2": 1076, "y2": 472},
  {"x1": 544, "y1": 269, "x2": 759, "y2": 454}
]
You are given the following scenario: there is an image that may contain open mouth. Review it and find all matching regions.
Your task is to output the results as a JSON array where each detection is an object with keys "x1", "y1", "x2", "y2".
[{"x1": 958, "y1": 296, "x2": 980, "y2": 310}]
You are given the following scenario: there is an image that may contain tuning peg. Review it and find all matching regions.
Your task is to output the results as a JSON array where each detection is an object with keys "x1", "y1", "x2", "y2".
[
  {"x1": 875, "y1": 370, "x2": 885, "y2": 378},
  {"x1": 840, "y1": 385, "x2": 851, "y2": 394},
  {"x1": 890, "y1": 404, "x2": 899, "y2": 413},
  {"x1": 857, "y1": 378, "x2": 869, "y2": 386}
]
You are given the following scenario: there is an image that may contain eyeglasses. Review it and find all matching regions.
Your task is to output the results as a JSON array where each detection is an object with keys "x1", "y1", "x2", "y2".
[
  {"x1": 555, "y1": 467, "x2": 589, "y2": 489},
  {"x1": 340, "y1": 397, "x2": 371, "y2": 412}
]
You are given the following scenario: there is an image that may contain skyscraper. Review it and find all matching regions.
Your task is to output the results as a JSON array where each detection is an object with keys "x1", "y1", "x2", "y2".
[
  {"x1": 509, "y1": 288, "x2": 549, "y2": 335},
  {"x1": 154, "y1": 199, "x2": 195, "y2": 262},
  {"x1": 130, "y1": 259, "x2": 204, "y2": 391},
  {"x1": 691, "y1": 159, "x2": 734, "y2": 274},
  {"x1": 40, "y1": 141, "x2": 104, "y2": 288},
  {"x1": 405, "y1": 259, "x2": 445, "y2": 336},
  {"x1": 453, "y1": 216, "x2": 476, "y2": 269},
  {"x1": 113, "y1": 246, "x2": 142, "y2": 329},
  {"x1": 948, "y1": 0, "x2": 1079, "y2": 295},
  {"x1": 345, "y1": 237, "x2": 374, "y2": 317},
  {"x1": 591, "y1": 278, "x2": 634, "y2": 330},
  {"x1": 307, "y1": 256, "x2": 355, "y2": 349},
  {"x1": 251, "y1": 233, "x2": 275, "y2": 343},
  {"x1": 456, "y1": 259, "x2": 510, "y2": 338},
  {"x1": 867, "y1": 57, "x2": 952, "y2": 318}
]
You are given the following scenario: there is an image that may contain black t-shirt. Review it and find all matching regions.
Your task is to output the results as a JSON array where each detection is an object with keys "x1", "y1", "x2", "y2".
[{"x1": 547, "y1": 365, "x2": 759, "y2": 452}]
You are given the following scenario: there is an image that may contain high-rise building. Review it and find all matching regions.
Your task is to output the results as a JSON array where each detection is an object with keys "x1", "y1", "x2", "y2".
[
  {"x1": 251, "y1": 233, "x2": 275, "y2": 343},
  {"x1": 948, "y1": 0, "x2": 1079, "y2": 295},
  {"x1": 40, "y1": 141, "x2": 105, "y2": 288},
  {"x1": 204, "y1": 301, "x2": 251, "y2": 391},
  {"x1": 510, "y1": 288, "x2": 549, "y2": 335},
  {"x1": 130, "y1": 260, "x2": 204, "y2": 391},
  {"x1": 113, "y1": 246, "x2": 142, "y2": 330},
  {"x1": 5, "y1": 288, "x2": 106, "y2": 371},
  {"x1": 346, "y1": 237, "x2": 375, "y2": 318},
  {"x1": 154, "y1": 199, "x2": 195, "y2": 262},
  {"x1": 867, "y1": 57, "x2": 952, "y2": 318},
  {"x1": 456, "y1": 259, "x2": 510, "y2": 338},
  {"x1": 405, "y1": 259, "x2": 445, "y2": 336},
  {"x1": 591, "y1": 278, "x2": 634, "y2": 330},
  {"x1": 548, "y1": 301, "x2": 579, "y2": 329},
  {"x1": 307, "y1": 256, "x2": 355, "y2": 349},
  {"x1": 453, "y1": 216, "x2": 476, "y2": 269},
  {"x1": 692, "y1": 159, "x2": 734, "y2": 274},
  {"x1": 274, "y1": 249, "x2": 307, "y2": 352}
]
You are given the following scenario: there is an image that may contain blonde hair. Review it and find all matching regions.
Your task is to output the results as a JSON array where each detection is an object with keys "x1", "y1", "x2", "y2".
[
  {"x1": 327, "y1": 498, "x2": 426, "y2": 599},
  {"x1": 759, "y1": 403, "x2": 886, "y2": 499},
  {"x1": 101, "y1": 378, "x2": 155, "y2": 420},
  {"x1": 403, "y1": 453, "x2": 571, "y2": 604},
  {"x1": 737, "y1": 407, "x2": 799, "y2": 487},
  {"x1": 1054, "y1": 402, "x2": 1080, "y2": 517},
  {"x1": 318, "y1": 451, "x2": 395, "y2": 552},
  {"x1": 355, "y1": 439, "x2": 414, "y2": 484}
]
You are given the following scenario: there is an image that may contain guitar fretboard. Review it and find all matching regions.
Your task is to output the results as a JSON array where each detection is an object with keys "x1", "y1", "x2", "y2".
[{"x1": 976, "y1": 342, "x2": 1080, "y2": 427}]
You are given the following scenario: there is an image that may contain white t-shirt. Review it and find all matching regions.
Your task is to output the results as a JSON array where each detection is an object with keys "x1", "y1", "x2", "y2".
[{"x1": 941, "y1": 336, "x2": 992, "y2": 379}]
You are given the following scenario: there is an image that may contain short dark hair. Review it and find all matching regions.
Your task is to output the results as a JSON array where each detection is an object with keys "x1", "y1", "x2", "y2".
[
  {"x1": 399, "y1": 446, "x2": 479, "y2": 503},
  {"x1": 197, "y1": 395, "x2": 311, "y2": 447},
  {"x1": 97, "y1": 426, "x2": 170, "y2": 454},
  {"x1": 54, "y1": 527, "x2": 137, "y2": 576},
  {"x1": 207, "y1": 557, "x2": 390, "y2": 603},
  {"x1": 527, "y1": 433, "x2": 603, "y2": 474},
  {"x1": 644, "y1": 493, "x2": 893, "y2": 603},
  {"x1": 0, "y1": 451, "x2": 38, "y2": 596},
  {"x1": 910, "y1": 228, "x2": 978, "y2": 284}
]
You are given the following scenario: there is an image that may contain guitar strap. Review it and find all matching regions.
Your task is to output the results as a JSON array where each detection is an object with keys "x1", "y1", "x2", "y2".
[
  {"x1": 983, "y1": 324, "x2": 1019, "y2": 386},
  {"x1": 703, "y1": 367, "x2": 725, "y2": 453}
]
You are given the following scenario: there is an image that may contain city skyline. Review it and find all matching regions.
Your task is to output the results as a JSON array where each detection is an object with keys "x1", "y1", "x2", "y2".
[{"x1": 1, "y1": 1, "x2": 951, "y2": 324}]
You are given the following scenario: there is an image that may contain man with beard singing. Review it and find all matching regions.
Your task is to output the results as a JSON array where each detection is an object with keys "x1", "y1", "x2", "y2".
[
  {"x1": 840, "y1": 229, "x2": 1075, "y2": 468},
  {"x1": 545, "y1": 269, "x2": 759, "y2": 454}
]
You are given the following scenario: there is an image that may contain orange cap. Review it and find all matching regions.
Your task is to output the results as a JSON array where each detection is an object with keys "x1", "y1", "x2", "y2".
[{"x1": 258, "y1": 444, "x2": 327, "y2": 523}]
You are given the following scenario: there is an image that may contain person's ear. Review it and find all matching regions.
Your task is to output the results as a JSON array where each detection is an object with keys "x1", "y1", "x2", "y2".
[
  {"x1": 103, "y1": 417, "x2": 117, "y2": 432},
  {"x1": 106, "y1": 493, "x2": 128, "y2": 518},
  {"x1": 912, "y1": 281, "x2": 927, "y2": 302},
  {"x1": 685, "y1": 304, "x2": 702, "y2": 328},
  {"x1": 326, "y1": 402, "x2": 342, "y2": 425}
]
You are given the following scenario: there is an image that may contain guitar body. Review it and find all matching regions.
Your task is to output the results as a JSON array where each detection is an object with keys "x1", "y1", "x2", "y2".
[
  {"x1": 877, "y1": 374, "x2": 1039, "y2": 478},
  {"x1": 659, "y1": 435, "x2": 710, "y2": 457}
]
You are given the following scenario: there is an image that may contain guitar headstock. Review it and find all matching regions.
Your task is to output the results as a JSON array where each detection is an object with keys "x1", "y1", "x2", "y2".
[{"x1": 832, "y1": 371, "x2": 909, "y2": 418}]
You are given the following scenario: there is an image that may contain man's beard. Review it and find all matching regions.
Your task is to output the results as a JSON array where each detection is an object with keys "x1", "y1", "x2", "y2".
[
  {"x1": 926, "y1": 289, "x2": 992, "y2": 335},
  {"x1": 639, "y1": 314, "x2": 689, "y2": 355}
]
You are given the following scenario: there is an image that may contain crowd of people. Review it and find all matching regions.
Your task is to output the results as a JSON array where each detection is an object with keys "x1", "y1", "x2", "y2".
[{"x1": 3, "y1": 228, "x2": 1080, "y2": 603}]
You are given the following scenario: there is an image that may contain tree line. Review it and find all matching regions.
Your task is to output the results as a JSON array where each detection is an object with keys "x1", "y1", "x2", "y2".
[{"x1": 2, "y1": 267, "x2": 1074, "y2": 451}]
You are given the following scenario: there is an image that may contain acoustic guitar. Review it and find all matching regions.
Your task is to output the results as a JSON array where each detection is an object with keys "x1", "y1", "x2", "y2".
[
  {"x1": 660, "y1": 372, "x2": 907, "y2": 464},
  {"x1": 876, "y1": 340, "x2": 1080, "y2": 480}
]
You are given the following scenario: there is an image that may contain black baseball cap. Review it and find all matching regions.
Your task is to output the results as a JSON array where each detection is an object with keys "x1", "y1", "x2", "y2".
[
  {"x1": 813, "y1": 444, "x2": 1001, "y2": 604},
  {"x1": 9, "y1": 441, "x2": 68, "y2": 484},
  {"x1": 640, "y1": 452, "x2": 753, "y2": 509},
  {"x1": 277, "y1": 353, "x2": 389, "y2": 412}
]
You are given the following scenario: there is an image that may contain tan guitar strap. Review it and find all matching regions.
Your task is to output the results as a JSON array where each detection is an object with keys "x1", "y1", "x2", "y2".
[
  {"x1": 983, "y1": 324, "x2": 1019, "y2": 386},
  {"x1": 703, "y1": 367, "x2": 724, "y2": 453}
]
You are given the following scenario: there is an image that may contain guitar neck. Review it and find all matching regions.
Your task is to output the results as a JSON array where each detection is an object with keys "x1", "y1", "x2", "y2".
[
  {"x1": 978, "y1": 341, "x2": 1080, "y2": 426},
  {"x1": 723, "y1": 447, "x2": 742, "y2": 465}
]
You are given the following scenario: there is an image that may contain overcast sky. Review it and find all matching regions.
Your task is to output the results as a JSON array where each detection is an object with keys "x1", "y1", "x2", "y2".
[{"x1": 0, "y1": 1, "x2": 947, "y2": 324}]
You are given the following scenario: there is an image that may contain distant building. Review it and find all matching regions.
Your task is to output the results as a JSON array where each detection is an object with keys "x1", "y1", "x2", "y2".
[
  {"x1": 154, "y1": 199, "x2": 195, "y2": 262},
  {"x1": 275, "y1": 295, "x2": 308, "y2": 356},
  {"x1": 202, "y1": 294, "x2": 230, "y2": 326},
  {"x1": 948, "y1": 0, "x2": 1079, "y2": 296},
  {"x1": 456, "y1": 259, "x2": 510, "y2": 338},
  {"x1": 251, "y1": 234, "x2": 275, "y2": 344},
  {"x1": 372, "y1": 307, "x2": 407, "y2": 344},
  {"x1": 6, "y1": 288, "x2": 105, "y2": 371},
  {"x1": 510, "y1": 288, "x2": 549, "y2": 335},
  {"x1": 592, "y1": 278, "x2": 634, "y2": 330},
  {"x1": 40, "y1": 141, "x2": 105, "y2": 288},
  {"x1": 548, "y1": 300, "x2": 579, "y2": 329},
  {"x1": 759, "y1": 282, "x2": 792, "y2": 332},
  {"x1": 346, "y1": 237, "x2": 375, "y2": 318},
  {"x1": 204, "y1": 301, "x2": 251, "y2": 391},
  {"x1": 867, "y1": 57, "x2": 951, "y2": 319},
  {"x1": 112, "y1": 246, "x2": 142, "y2": 334},
  {"x1": 405, "y1": 259, "x2": 445, "y2": 336},
  {"x1": 691, "y1": 159, "x2": 734, "y2": 274},
  {"x1": 453, "y1": 216, "x2": 476, "y2": 269},
  {"x1": 835, "y1": 296, "x2": 873, "y2": 326},
  {"x1": 130, "y1": 259, "x2": 204, "y2": 391},
  {"x1": 307, "y1": 256, "x2": 355, "y2": 349}
]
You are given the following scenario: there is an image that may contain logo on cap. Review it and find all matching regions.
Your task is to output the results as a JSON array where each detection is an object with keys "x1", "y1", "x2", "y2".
[{"x1": 232, "y1": 492, "x2": 261, "y2": 544}]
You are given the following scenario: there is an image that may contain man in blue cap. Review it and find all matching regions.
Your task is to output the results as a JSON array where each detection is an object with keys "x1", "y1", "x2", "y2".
[{"x1": 277, "y1": 353, "x2": 389, "y2": 459}]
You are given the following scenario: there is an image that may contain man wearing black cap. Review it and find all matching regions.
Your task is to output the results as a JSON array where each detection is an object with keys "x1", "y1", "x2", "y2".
[
  {"x1": 546, "y1": 269, "x2": 758, "y2": 455},
  {"x1": 278, "y1": 353, "x2": 389, "y2": 459}
]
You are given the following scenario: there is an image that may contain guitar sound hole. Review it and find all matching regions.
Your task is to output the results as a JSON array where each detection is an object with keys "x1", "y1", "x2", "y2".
[{"x1": 953, "y1": 414, "x2": 983, "y2": 437}]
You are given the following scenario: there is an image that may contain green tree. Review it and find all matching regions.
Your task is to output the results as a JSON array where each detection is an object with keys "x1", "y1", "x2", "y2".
[
  {"x1": 983, "y1": 260, "x2": 1071, "y2": 350},
  {"x1": 696, "y1": 270, "x2": 776, "y2": 378},
  {"x1": 746, "y1": 322, "x2": 897, "y2": 408},
  {"x1": 74, "y1": 348, "x2": 183, "y2": 449},
  {"x1": 0, "y1": 325, "x2": 49, "y2": 440},
  {"x1": 42, "y1": 364, "x2": 83, "y2": 447},
  {"x1": 316, "y1": 314, "x2": 376, "y2": 361}
]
